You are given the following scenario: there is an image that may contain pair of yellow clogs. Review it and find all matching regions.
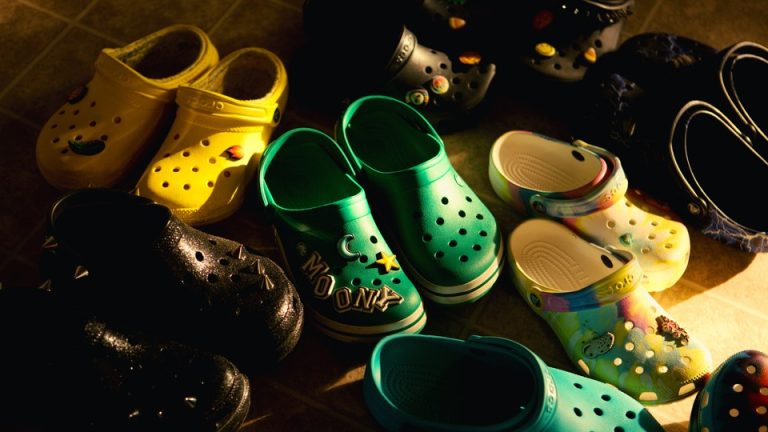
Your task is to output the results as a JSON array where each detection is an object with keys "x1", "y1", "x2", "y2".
[{"x1": 36, "y1": 24, "x2": 287, "y2": 226}]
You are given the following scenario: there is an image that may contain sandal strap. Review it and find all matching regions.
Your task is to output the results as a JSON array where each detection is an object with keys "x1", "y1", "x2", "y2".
[
  {"x1": 558, "y1": 0, "x2": 635, "y2": 28},
  {"x1": 529, "y1": 139, "x2": 628, "y2": 218},
  {"x1": 95, "y1": 52, "x2": 176, "y2": 104}
]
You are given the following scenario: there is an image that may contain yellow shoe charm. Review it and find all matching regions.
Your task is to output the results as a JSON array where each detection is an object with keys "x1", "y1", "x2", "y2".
[
  {"x1": 134, "y1": 47, "x2": 288, "y2": 226},
  {"x1": 36, "y1": 25, "x2": 219, "y2": 190}
]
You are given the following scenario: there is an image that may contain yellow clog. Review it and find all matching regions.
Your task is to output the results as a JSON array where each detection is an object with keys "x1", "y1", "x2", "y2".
[
  {"x1": 134, "y1": 47, "x2": 288, "y2": 226},
  {"x1": 36, "y1": 24, "x2": 219, "y2": 190}
]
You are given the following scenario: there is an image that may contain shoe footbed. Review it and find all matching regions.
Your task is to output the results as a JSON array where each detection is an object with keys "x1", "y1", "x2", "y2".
[
  {"x1": 117, "y1": 29, "x2": 204, "y2": 80},
  {"x1": 510, "y1": 219, "x2": 619, "y2": 294}
]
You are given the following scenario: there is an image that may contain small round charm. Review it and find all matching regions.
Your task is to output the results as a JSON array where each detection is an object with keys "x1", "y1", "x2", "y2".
[
  {"x1": 430, "y1": 75, "x2": 450, "y2": 94},
  {"x1": 225, "y1": 145, "x2": 245, "y2": 160},
  {"x1": 405, "y1": 88, "x2": 429, "y2": 106},
  {"x1": 448, "y1": 17, "x2": 466, "y2": 30},
  {"x1": 458, "y1": 51, "x2": 482, "y2": 65},
  {"x1": 535, "y1": 42, "x2": 556, "y2": 58}
]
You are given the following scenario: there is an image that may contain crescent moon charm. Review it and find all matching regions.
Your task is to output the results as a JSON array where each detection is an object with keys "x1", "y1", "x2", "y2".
[{"x1": 337, "y1": 233, "x2": 361, "y2": 261}]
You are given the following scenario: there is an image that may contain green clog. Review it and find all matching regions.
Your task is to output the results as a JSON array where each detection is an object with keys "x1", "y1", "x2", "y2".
[
  {"x1": 258, "y1": 128, "x2": 426, "y2": 343},
  {"x1": 364, "y1": 333, "x2": 665, "y2": 431},
  {"x1": 336, "y1": 95, "x2": 503, "y2": 305}
]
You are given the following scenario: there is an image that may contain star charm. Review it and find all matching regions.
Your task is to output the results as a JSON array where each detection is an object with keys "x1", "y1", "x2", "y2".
[{"x1": 375, "y1": 251, "x2": 400, "y2": 273}]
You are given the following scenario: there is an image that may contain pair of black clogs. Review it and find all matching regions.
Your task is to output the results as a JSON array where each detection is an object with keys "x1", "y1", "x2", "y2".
[
  {"x1": 1, "y1": 188, "x2": 305, "y2": 431},
  {"x1": 579, "y1": 33, "x2": 768, "y2": 253},
  {"x1": 293, "y1": 0, "x2": 634, "y2": 131}
]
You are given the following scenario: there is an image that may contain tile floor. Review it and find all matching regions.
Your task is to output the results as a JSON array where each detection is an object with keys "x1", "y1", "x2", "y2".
[{"x1": 1, "y1": 0, "x2": 767, "y2": 430}]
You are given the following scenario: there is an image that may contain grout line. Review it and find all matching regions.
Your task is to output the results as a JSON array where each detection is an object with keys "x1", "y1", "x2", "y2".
[
  {"x1": 0, "y1": 0, "x2": 108, "y2": 102},
  {"x1": 208, "y1": 0, "x2": 245, "y2": 36},
  {"x1": 260, "y1": 378, "x2": 379, "y2": 431},
  {"x1": 16, "y1": 0, "x2": 124, "y2": 46},
  {"x1": 268, "y1": 0, "x2": 303, "y2": 13},
  {"x1": 0, "y1": 106, "x2": 42, "y2": 130},
  {"x1": 638, "y1": 0, "x2": 664, "y2": 33}
]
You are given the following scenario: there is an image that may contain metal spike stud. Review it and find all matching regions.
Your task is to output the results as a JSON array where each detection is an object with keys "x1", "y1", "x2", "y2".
[
  {"x1": 38, "y1": 279, "x2": 53, "y2": 291},
  {"x1": 256, "y1": 259, "x2": 266, "y2": 276},
  {"x1": 42, "y1": 236, "x2": 58, "y2": 249},
  {"x1": 230, "y1": 244, "x2": 246, "y2": 261},
  {"x1": 260, "y1": 274, "x2": 274, "y2": 291},
  {"x1": 73, "y1": 265, "x2": 89, "y2": 280}
]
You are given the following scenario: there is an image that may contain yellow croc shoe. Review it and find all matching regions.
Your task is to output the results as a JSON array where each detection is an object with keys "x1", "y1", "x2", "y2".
[
  {"x1": 134, "y1": 47, "x2": 288, "y2": 226},
  {"x1": 36, "y1": 24, "x2": 219, "y2": 190}
]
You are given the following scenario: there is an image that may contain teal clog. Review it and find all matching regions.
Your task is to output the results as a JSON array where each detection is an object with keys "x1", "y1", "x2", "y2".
[
  {"x1": 364, "y1": 333, "x2": 666, "y2": 431},
  {"x1": 336, "y1": 95, "x2": 503, "y2": 305},
  {"x1": 258, "y1": 128, "x2": 426, "y2": 343}
]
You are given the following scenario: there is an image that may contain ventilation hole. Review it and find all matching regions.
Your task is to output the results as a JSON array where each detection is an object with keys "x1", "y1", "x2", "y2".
[
  {"x1": 628, "y1": 219, "x2": 636, "y2": 225},
  {"x1": 465, "y1": 196, "x2": 472, "y2": 202},
  {"x1": 757, "y1": 406, "x2": 767, "y2": 415},
  {"x1": 163, "y1": 153, "x2": 171, "y2": 158},
  {"x1": 68, "y1": 124, "x2": 76, "y2": 130},
  {"x1": 192, "y1": 167, "x2": 199, "y2": 172},
  {"x1": 100, "y1": 134, "x2": 108, "y2": 141},
  {"x1": 595, "y1": 39, "x2": 603, "y2": 48},
  {"x1": 729, "y1": 408, "x2": 739, "y2": 417},
  {"x1": 449, "y1": 240, "x2": 457, "y2": 247},
  {"x1": 74, "y1": 134, "x2": 83, "y2": 140},
  {"x1": 607, "y1": 220, "x2": 616, "y2": 229},
  {"x1": 554, "y1": 63, "x2": 562, "y2": 70},
  {"x1": 574, "y1": 383, "x2": 583, "y2": 389},
  {"x1": 441, "y1": 197, "x2": 449, "y2": 205},
  {"x1": 392, "y1": 278, "x2": 401, "y2": 284},
  {"x1": 645, "y1": 350, "x2": 655, "y2": 359},
  {"x1": 458, "y1": 210, "x2": 466, "y2": 217},
  {"x1": 207, "y1": 181, "x2": 214, "y2": 188},
  {"x1": 469, "y1": 81, "x2": 478, "y2": 89},
  {"x1": 732, "y1": 383, "x2": 744, "y2": 392},
  {"x1": 594, "y1": 408, "x2": 603, "y2": 416},
  {"x1": 613, "y1": 358, "x2": 622, "y2": 366},
  {"x1": 352, "y1": 278, "x2": 361, "y2": 286},
  {"x1": 571, "y1": 150, "x2": 585, "y2": 161},
  {"x1": 651, "y1": 220, "x2": 659, "y2": 226},
  {"x1": 423, "y1": 234, "x2": 432, "y2": 242},
  {"x1": 173, "y1": 167, "x2": 181, "y2": 172},
  {"x1": 664, "y1": 243, "x2": 673, "y2": 249},
  {"x1": 162, "y1": 181, "x2": 169, "y2": 188},
  {"x1": 370, "y1": 235, "x2": 378, "y2": 244},
  {"x1": 625, "y1": 342, "x2": 635, "y2": 351},
  {"x1": 208, "y1": 239, "x2": 217, "y2": 245},
  {"x1": 459, "y1": 228, "x2": 467, "y2": 235},
  {"x1": 183, "y1": 183, "x2": 191, "y2": 191},
  {"x1": 90, "y1": 101, "x2": 96, "y2": 108},
  {"x1": 473, "y1": 244, "x2": 481, "y2": 251},
  {"x1": 436, "y1": 217, "x2": 445, "y2": 225},
  {"x1": 761, "y1": 387, "x2": 768, "y2": 395},
  {"x1": 648, "y1": 233, "x2": 656, "y2": 240},
  {"x1": 223, "y1": 171, "x2": 231, "y2": 178},
  {"x1": 635, "y1": 366, "x2": 644, "y2": 374},
  {"x1": 670, "y1": 229, "x2": 677, "y2": 235},
  {"x1": 641, "y1": 247, "x2": 650, "y2": 254},
  {"x1": 73, "y1": 109, "x2": 79, "y2": 115},
  {"x1": 89, "y1": 121, "x2": 96, "y2": 127},
  {"x1": 373, "y1": 278, "x2": 381, "y2": 286},
  {"x1": 625, "y1": 411, "x2": 636, "y2": 419},
  {"x1": 615, "y1": 428, "x2": 625, "y2": 432},
  {"x1": 231, "y1": 274, "x2": 241, "y2": 282},
  {"x1": 182, "y1": 151, "x2": 190, "y2": 157},
  {"x1": 209, "y1": 157, "x2": 216, "y2": 164},
  {"x1": 219, "y1": 258, "x2": 229, "y2": 266},
  {"x1": 359, "y1": 255, "x2": 368, "y2": 263},
  {"x1": 479, "y1": 230, "x2": 488, "y2": 237},
  {"x1": 476, "y1": 214, "x2": 484, "y2": 220},
  {"x1": 201, "y1": 139, "x2": 210, "y2": 146},
  {"x1": 747, "y1": 365, "x2": 757, "y2": 374},
  {"x1": 658, "y1": 365, "x2": 668, "y2": 374},
  {"x1": 600, "y1": 255, "x2": 613, "y2": 268},
  {"x1": 195, "y1": 252, "x2": 204, "y2": 261},
  {"x1": 52, "y1": 137, "x2": 60, "y2": 143},
  {"x1": 435, "y1": 251, "x2": 444, "y2": 259},
  {"x1": 625, "y1": 201, "x2": 632, "y2": 207},
  {"x1": 154, "y1": 166, "x2": 161, "y2": 172},
  {"x1": 624, "y1": 321, "x2": 634, "y2": 330},
  {"x1": 59, "y1": 110, "x2": 65, "y2": 115},
  {"x1": 574, "y1": 408, "x2": 582, "y2": 417},
  {"x1": 113, "y1": 116, "x2": 122, "y2": 124},
  {"x1": 601, "y1": 394, "x2": 611, "y2": 401},
  {"x1": 425, "y1": 66, "x2": 433, "y2": 74},
  {"x1": 60, "y1": 148, "x2": 69, "y2": 154},
  {"x1": 460, "y1": 255, "x2": 468, "y2": 262},
  {"x1": 439, "y1": 63, "x2": 447, "y2": 69},
  {"x1": 207, "y1": 274, "x2": 218, "y2": 283},
  {"x1": 682, "y1": 356, "x2": 691, "y2": 365}
]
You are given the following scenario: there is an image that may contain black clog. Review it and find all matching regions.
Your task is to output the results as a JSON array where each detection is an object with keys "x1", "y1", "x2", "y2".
[
  {"x1": 39, "y1": 188, "x2": 304, "y2": 368},
  {"x1": 0, "y1": 284, "x2": 251, "y2": 431}
]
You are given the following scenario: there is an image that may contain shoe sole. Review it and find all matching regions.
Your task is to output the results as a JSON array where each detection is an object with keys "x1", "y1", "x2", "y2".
[
  {"x1": 217, "y1": 370, "x2": 251, "y2": 432},
  {"x1": 310, "y1": 303, "x2": 427, "y2": 343}
]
